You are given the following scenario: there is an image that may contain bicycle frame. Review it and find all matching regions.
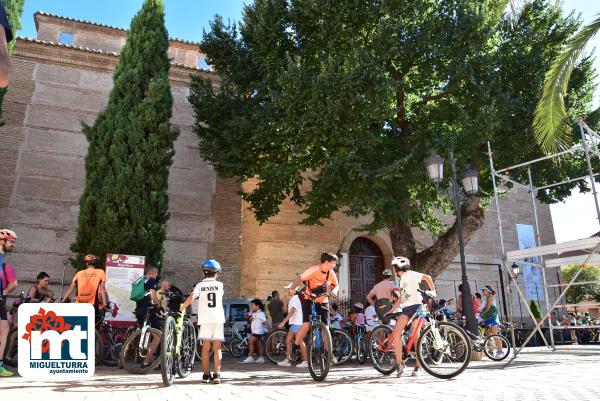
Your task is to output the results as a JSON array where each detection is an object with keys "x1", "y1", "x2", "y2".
[{"x1": 377, "y1": 309, "x2": 426, "y2": 356}]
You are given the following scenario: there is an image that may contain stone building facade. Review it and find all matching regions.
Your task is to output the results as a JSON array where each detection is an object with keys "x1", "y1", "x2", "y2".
[{"x1": 0, "y1": 12, "x2": 559, "y2": 320}]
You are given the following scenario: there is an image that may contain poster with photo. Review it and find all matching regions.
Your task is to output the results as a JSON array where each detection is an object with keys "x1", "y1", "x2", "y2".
[
  {"x1": 516, "y1": 224, "x2": 544, "y2": 301},
  {"x1": 105, "y1": 254, "x2": 145, "y2": 325}
]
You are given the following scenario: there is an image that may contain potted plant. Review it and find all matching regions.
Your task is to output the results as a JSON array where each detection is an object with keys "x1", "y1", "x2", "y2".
[{"x1": 530, "y1": 300, "x2": 543, "y2": 324}]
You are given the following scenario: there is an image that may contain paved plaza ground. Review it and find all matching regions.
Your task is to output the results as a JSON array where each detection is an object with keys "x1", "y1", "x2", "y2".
[{"x1": 0, "y1": 346, "x2": 598, "y2": 401}]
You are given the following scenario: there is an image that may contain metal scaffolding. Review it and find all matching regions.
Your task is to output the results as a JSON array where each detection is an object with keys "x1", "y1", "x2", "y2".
[{"x1": 487, "y1": 119, "x2": 600, "y2": 361}]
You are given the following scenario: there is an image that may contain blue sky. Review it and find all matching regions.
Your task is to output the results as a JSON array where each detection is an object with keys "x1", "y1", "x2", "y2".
[
  {"x1": 14, "y1": 0, "x2": 600, "y2": 243},
  {"x1": 17, "y1": 0, "x2": 248, "y2": 41}
]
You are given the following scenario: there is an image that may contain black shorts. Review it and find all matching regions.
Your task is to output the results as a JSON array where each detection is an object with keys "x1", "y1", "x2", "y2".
[
  {"x1": 0, "y1": 299, "x2": 7, "y2": 321},
  {"x1": 135, "y1": 307, "x2": 162, "y2": 330},
  {"x1": 300, "y1": 297, "x2": 329, "y2": 324},
  {"x1": 251, "y1": 333, "x2": 264, "y2": 340},
  {"x1": 400, "y1": 304, "x2": 421, "y2": 317}
]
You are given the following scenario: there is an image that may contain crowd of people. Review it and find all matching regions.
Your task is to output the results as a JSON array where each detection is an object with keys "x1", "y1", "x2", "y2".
[{"x1": 3, "y1": 223, "x2": 595, "y2": 384}]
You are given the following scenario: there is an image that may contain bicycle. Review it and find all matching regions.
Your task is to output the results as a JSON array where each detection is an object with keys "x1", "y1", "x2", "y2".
[
  {"x1": 95, "y1": 303, "x2": 131, "y2": 366},
  {"x1": 368, "y1": 289, "x2": 471, "y2": 379},
  {"x1": 351, "y1": 324, "x2": 368, "y2": 364},
  {"x1": 2, "y1": 291, "x2": 26, "y2": 367},
  {"x1": 161, "y1": 309, "x2": 197, "y2": 386},
  {"x1": 330, "y1": 326, "x2": 353, "y2": 365},
  {"x1": 265, "y1": 328, "x2": 301, "y2": 364},
  {"x1": 296, "y1": 290, "x2": 333, "y2": 382},
  {"x1": 119, "y1": 306, "x2": 163, "y2": 373},
  {"x1": 228, "y1": 323, "x2": 251, "y2": 357},
  {"x1": 451, "y1": 317, "x2": 510, "y2": 361}
]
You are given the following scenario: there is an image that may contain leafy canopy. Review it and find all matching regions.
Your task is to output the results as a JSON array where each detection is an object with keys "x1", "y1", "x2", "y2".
[{"x1": 190, "y1": 0, "x2": 596, "y2": 237}]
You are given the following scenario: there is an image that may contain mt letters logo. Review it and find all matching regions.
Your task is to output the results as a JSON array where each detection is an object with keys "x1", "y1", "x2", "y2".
[{"x1": 18, "y1": 303, "x2": 95, "y2": 378}]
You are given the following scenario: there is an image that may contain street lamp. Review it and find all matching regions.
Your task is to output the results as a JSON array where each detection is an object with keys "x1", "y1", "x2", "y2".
[
  {"x1": 425, "y1": 149, "x2": 479, "y2": 336},
  {"x1": 511, "y1": 262, "x2": 520, "y2": 277}
]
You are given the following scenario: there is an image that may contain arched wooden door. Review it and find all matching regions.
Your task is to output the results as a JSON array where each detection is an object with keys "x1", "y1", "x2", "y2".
[{"x1": 349, "y1": 238, "x2": 384, "y2": 303}]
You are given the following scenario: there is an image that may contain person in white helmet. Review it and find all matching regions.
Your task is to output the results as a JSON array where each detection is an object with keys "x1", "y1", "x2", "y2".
[
  {"x1": 386, "y1": 256, "x2": 435, "y2": 377},
  {"x1": 367, "y1": 268, "x2": 395, "y2": 304}
]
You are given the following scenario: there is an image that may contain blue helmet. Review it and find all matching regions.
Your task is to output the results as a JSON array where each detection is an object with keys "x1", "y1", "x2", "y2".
[{"x1": 202, "y1": 259, "x2": 222, "y2": 272}]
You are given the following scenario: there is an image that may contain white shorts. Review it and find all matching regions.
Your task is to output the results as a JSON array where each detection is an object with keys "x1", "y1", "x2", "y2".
[{"x1": 198, "y1": 323, "x2": 225, "y2": 341}]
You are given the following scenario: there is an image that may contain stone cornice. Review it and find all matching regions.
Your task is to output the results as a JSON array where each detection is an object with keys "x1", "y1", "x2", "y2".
[
  {"x1": 34, "y1": 11, "x2": 201, "y2": 50},
  {"x1": 13, "y1": 37, "x2": 218, "y2": 86}
]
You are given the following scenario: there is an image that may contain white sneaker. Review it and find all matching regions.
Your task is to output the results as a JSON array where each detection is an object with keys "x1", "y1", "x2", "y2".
[
  {"x1": 495, "y1": 351, "x2": 505, "y2": 358},
  {"x1": 241, "y1": 356, "x2": 255, "y2": 363},
  {"x1": 277, "y1": 359, "x2": 292, "y2": 367},
  {"x1": 255, "y1": 356, "x2": 265, "y2": 363},
  {"x1": 296, "y1": 361, "x2": 309, "y2": 368}
]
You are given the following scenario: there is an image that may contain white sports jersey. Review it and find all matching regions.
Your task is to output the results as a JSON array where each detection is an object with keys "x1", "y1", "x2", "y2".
[{"x1": 192, "y1": 278, "x2": 225, "y2": 324}]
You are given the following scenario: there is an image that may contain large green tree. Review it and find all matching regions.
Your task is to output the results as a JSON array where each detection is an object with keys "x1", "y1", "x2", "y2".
[
  {"x1": 0, "y1": 0, "x2": 25, "y2": 123},
  {"x1": 561, "y1": 264, "x2": 600, "y2": 304},
  {"x1": 190, "y1": 0, "x2": 595, "y2": 277},
  {"x1": 71, "y1": 0, "x2": 178, "y2": 269}
]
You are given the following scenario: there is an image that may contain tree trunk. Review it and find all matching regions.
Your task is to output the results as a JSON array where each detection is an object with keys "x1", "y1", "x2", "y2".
[
  {"x1": 389, "y1": 218, "x2": 417, "y2": 264},
  {"x1": 414, "y1": 197, "x2": 485, "y2": 278}
]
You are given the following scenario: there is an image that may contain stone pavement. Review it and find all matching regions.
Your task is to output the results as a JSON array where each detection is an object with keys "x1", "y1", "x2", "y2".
[{"x1": 0, "y1": 346, "x2": 598, "y2": 401}]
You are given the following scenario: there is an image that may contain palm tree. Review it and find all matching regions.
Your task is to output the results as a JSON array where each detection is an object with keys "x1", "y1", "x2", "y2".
[{"x1": 534, "y1": 13, "x2": 600, "y2": 154}]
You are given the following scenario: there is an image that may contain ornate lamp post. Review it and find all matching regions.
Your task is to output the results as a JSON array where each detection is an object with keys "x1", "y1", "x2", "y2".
[{"x1": 425, "y1": 149, "x2": 479, "y2": 335}]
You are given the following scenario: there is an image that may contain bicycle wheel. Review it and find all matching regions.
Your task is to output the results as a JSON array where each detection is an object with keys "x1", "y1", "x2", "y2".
[
  {"x1": 356, "y1": 337, "x2": 367, "y2": 365},
  {"x1": 416, "y1": 321, "x2": 471, "y2": 379},
  {"x1": 176, "y1": 319, "x2": 196, "y2": 378},
  {"x1": 3, "y1": 327, "x2": 18, "y2": 367},
  {"x1": 368, "y1": 325, "x2": 396, "y2": 375},
  {"x1": 100, "y1": 337, "x2": 121, "y2": 367},
  {"x1": 483, "y1": 334, "x2": 511, "y2": 361},
  {"x1": 229, "y1": 338, "x2": 245, "y2": 357},
  {"x1": 265, "y1": 330, "x2": 288, "y2": 364},
  {"x1": 161, "y1": 316, "x2": 177, "y2": 386},
  {"x1": 120, "y1": 328, "x2": 162, "y2": 374},
  {"x1": 330, "y1": 328, "x2": 353, "y2": 365},
  {"x1": 307, "y1": 322, "x2": 331, "y2": 382}
]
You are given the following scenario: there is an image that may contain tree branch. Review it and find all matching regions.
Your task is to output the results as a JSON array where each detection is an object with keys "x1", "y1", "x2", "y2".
[
  {"x1": 413, "y1": 197, "x2": 485, "y2": 278},
  {"x1": 413, "y1": 90, "x2": 453, "y2": 116}
]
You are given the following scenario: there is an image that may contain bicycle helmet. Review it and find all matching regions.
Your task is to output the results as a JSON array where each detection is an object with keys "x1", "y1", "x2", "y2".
[
  {"x1": 382, "y1": 268, "x2": 392, "y2": 277},
  {"x1": 0, "y1": 229, "x2": 17, "y2": 240},
  {"x1": 354, "y1": 302, "x2": 364, "y2": 310},
  {"x1": 201, "y1": 259, "x2": 222, "y2": 272},
  {"x1": 391, "y1": 256, "x2": 410, "y2": 271}
]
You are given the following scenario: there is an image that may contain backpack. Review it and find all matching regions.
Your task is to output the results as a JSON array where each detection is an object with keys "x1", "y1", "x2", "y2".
[
  {"x1": 130, "y1": 276, "x2": 146, "y2": 302},
  {"x1": 76, "y1": 270, "x2": 100, "y2": 304}
]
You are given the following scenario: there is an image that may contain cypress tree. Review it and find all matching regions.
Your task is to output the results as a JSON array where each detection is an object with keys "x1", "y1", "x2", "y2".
[
  {"x1": 71, "y1": 0, "x2": 178, "y2": 269},
  {"x1": 0, "y1": 0, "x2": 26, "y2": 124}
]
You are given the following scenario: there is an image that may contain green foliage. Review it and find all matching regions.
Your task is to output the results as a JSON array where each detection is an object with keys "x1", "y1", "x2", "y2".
[
  {"x1": 534, "y1": 12, "x2": 600, "y2": 154},
  {"x1": 71, "y1": 0, "x2": 178, "y2": 270},
  {"x1": 189, "y1": 1, "x2": 596, "y2": 253},
  {"x1": 0, "y1": 0, "x2": 25, "y2": 124},
  {"x1": 529, "y1": 299, "x2": 542, "y2": 318},
  {"x1": 561, "y1": 264, "x2": 600, "y2": 304}
]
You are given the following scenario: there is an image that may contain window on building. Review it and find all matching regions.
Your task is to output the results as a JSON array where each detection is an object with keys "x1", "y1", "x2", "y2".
[
  {"x1": 197, "y1": 56, "x2": 210, "y2": 70},
  {"x1": 59, "y1": 32, "x2": 74, "y2": 46}
]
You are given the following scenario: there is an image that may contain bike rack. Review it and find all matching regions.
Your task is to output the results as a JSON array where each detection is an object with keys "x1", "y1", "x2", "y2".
[{"x1": 487, "y1": 119, "x2": 600, "y2": 364}]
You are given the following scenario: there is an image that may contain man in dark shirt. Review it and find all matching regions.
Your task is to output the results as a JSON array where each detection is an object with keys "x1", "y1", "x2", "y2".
[
  {"x1": 0, "y1": 2, "x2": 13, "y2": 87},
  {"x1": 268, "y1": 291, "x2": 285, "y2": 328},
  {"x1": 134, "y1": 265, "x2": 161, "y2": 367}
]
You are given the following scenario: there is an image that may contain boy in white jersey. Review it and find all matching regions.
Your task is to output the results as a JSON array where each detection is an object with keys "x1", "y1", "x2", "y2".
[{"x1": 181, "y1": 259, "x2": 225, "y2": 383}]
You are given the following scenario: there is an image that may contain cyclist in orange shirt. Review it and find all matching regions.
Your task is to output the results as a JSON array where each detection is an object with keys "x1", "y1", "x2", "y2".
[
  {"x1": 62, "y1": 254, "x2": 108, "y2": 318},
  {"x1": 287, "y1": 251, "x2": 339, "y2": 361}
]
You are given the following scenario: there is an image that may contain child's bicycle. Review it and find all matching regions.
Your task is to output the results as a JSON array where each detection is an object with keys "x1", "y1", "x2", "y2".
[
  {"x1": 368, "y1": 289, "x2": 471, "y2": 379},
  {"x1": 161, "y1": 309, "x2": 197, "y2": 386},
  {"x1": 228, "y1": 323, "x2": 251, "y2": 357}
]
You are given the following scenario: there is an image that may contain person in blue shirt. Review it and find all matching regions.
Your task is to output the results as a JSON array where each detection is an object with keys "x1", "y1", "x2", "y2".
[{"x1": 0, "y1": 1, "x2": 13, "y2": 87}]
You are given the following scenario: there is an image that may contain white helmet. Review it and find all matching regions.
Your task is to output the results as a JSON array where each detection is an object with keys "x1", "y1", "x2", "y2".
[
  {"x1": 0, "y1": 229, "x2": 17, "y2": 240},
  {"x1": 391, "y1": 256, "x2": 410, "y2": 271}
]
